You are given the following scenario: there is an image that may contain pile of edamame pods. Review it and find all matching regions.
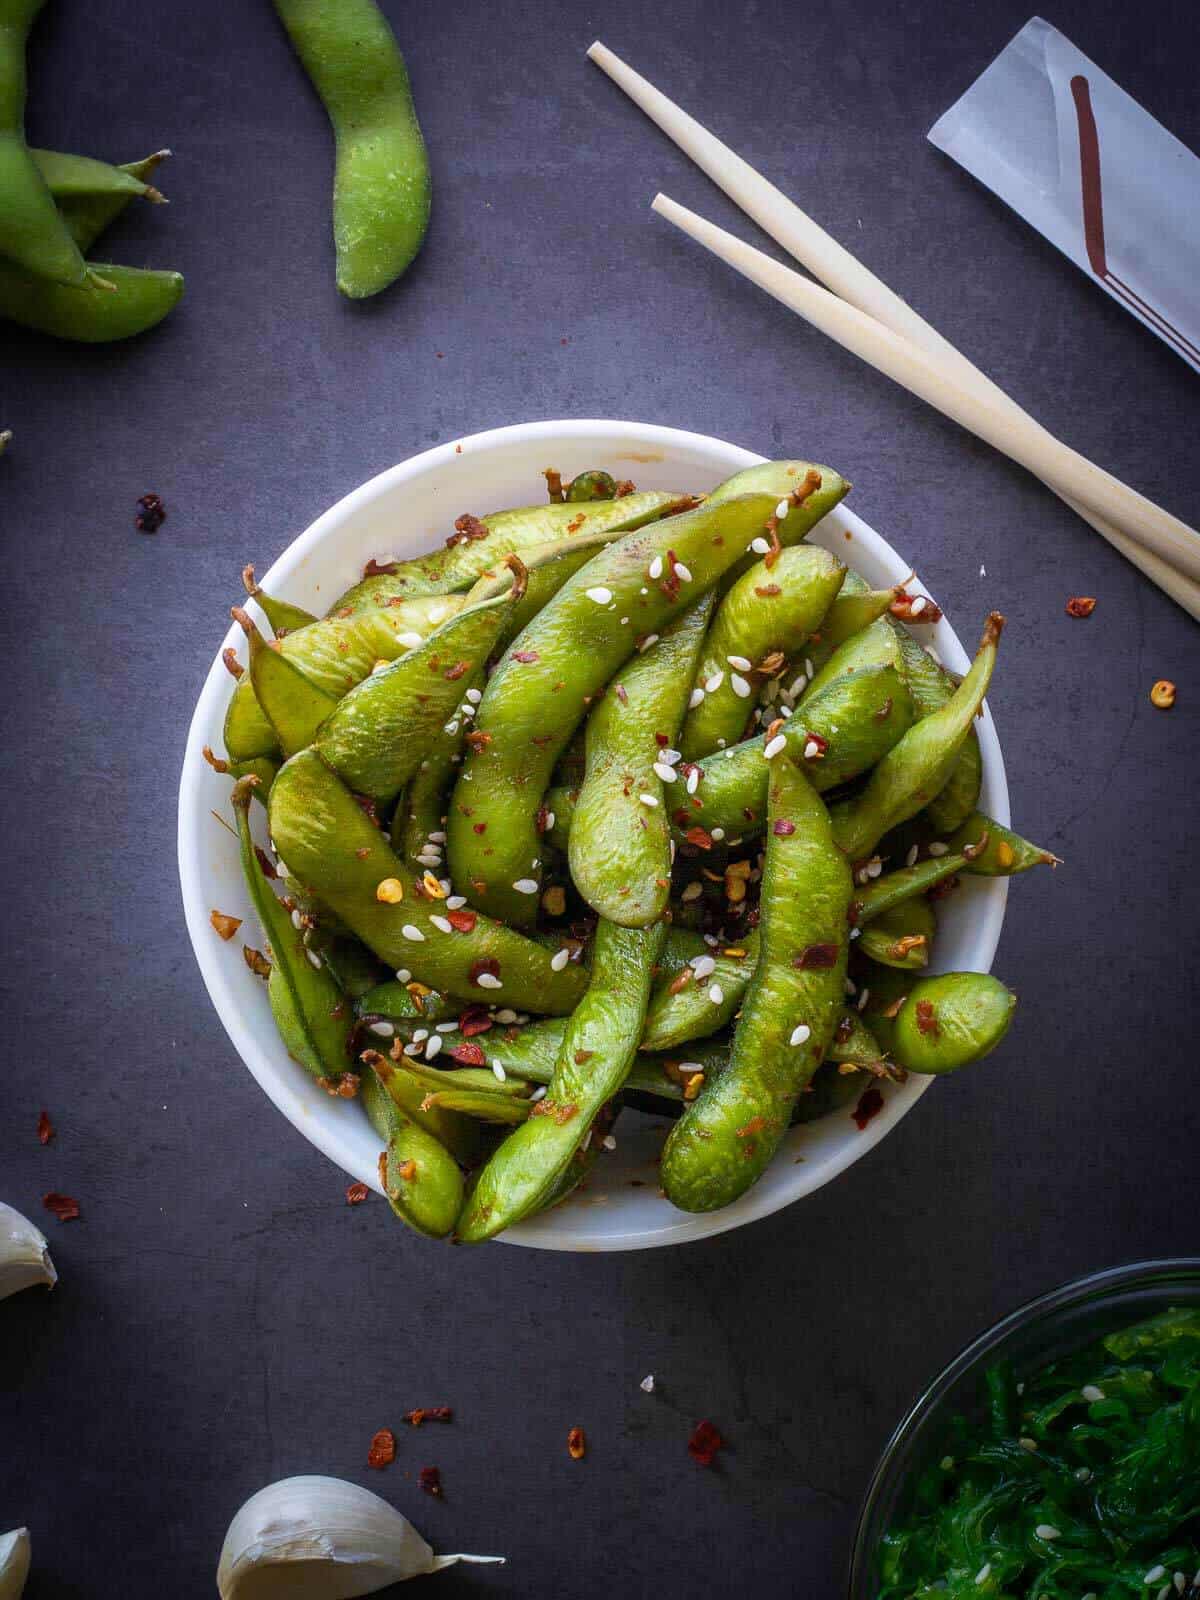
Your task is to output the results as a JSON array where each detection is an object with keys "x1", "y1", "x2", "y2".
[{"x1": 212, "y1": 459, "x2": 1056, "y2": 1242}]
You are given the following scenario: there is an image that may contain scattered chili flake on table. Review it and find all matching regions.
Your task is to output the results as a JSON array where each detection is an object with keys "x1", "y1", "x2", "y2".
[
  {"x1": 134, "y1": 492, "x2": 166, "y2": 533},
  {"x1": 687, "y1": 1420, "x2": 724, "y2": 1466},
  {"x1": 567, "y1": 1426, "x2": 587, "y2": 1460},
  {"x1": 853, "y1": 1088, "x2": 885, "y2": 1130},
  {"x1": 367, "y1": 1429, "x2": 396, "y2": 1469},
  {"x1": 1065, "y1": 596, "x2": 1097, "y2": 618},
  {"x1": 37, "y1": 1110, "x2": 54, "y2": 1145},
  {"x1": 405, "y1": 1406, "x2": 453, "y2": 1426},
  {"x1": 210, "y1": 910, "x2": 241, "y2": 941},
  {"x1": 345, "y1": 1182, "x2": 369, "y2": 1206},
  {"x1": 418, "y1": 1465, "x2": 443, "y2": 1497},
  {"x1": 42, "y1": 1192, "x2": 80, "y2": 1222},
  {"x1": 1150, "y1": 678, "x2": 1176, "y2": 709}
]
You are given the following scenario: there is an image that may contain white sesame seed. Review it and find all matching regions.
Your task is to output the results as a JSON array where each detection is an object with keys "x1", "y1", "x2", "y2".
[
  {"x1": 512, "y1": 878, "x2": 539, "y2": 894},
  {"x1": 803, "y1": 738, "x2": 821, "y2": 759},
  {"x1": 1018, "y1": 1437, "x2": 1037, "y2": 1452},
  {"x1": 417, "y1": 852, "x2": 442, "y2": 868},
  {"x1": 686, "y1": 767, "x2": 700, "y2": 794},
  {"x1": 910, "y1": 596, "x2": 927, "y2": 616},
  {"x1": 928, "y1": 841, "x2": 949, "y2": 857},
  {"x1": 857, "y1": 988, "x2": 870, "y2": 1011},
  {"x1": 640, "y1": 586, "x2": 648, "y2": 595},
  {"x1": 639, "y1": 793, "x2": 659, "y2": 807},
  {"x1": 849, "y1": 926, "x2": 861, "y2": 939},
  {"x1": 368, "y1": 1020, "x2": 395, "y2": 1037},
  {"x1": 763, "y1": 735, "x2": 786, "y2": 759},
  {"x1": 731, "y1": 673, "x2": 751, "y2": 699},
  {"x1": 789, "y1": 1023, "x2": 811, "y2": 1047},
  {"x1": 424, "y1": 1034, "x2": 443, "y2": 1060},
  {"x1": 678, "y1": 1061, "x2": 704, "y2": 1073},
  {"x1": 1017, "y1": 1382, "x2": 1025, "y2": 1395},
  {"x1": 445, "y1": 895, "x2": 466, "y2": 910},
  {"x1": 443, "y1": 720, "x2": 460, "y2": 735},
  {"x1": 476, "y1": 971, "x2": 502, "y2": 989},
  {"x1": 648, "y1": 555, "x2": 663, "y2": 580},
  {"x1": 459, "y1": 702, "x2": 474, "y2": 718},
  {"x1": 774, "y1": 498, "x2": 790, "y2": 520},
  {"x1": 940, "y1": 1456, "x2": 954, "y2": 1471},
  {"x1": 1146, "y1": 1569, "x2": 1167, "y2": 1587},
  {"x1": 844, "y1": 977, "x2": 856, "y2": 995},
  {"x1": 401, "y1": 924, "x2": 425, "y2": 941},
  {"x1": 550, "y1": 948, "x2": 570, "y2": 971},
  {"x1": 1035, "y1": 1525, "x2": 1060, "y2": 1541},
  {"x1": 1075, "y1": 1466, "x2": 1091, "y2": 1481},
  {"x1": 586, "y1": 586, "x2": 613, "y2": 604},
  {"x1": 439, "y1": 878, "x2": 452, "y2": 894},
  {"x1": 436, "y1": 1020, "x2": 459, "y2": 1032},
  {"x1": 495, "y1": 1008, "x2": 517, "y2": 1023},
  {"x1": 543, "y1": 811, "x2": 556, "y2": 832},
  {"x1": 396, "y1": 631, "x2": 424, "y2": 649},
  {"x1": 412, "y1": 1029, "x2": 428, "y2": 1044},
  {"x1": 727, "y1": 654, "x2": 752, "y2": 672},
  {"x1": 681, "y1": 881, "x2": 702, "y2": 903},
  {"x1": 749, "y1": 536, "x2": 771, "y2": 555},
  {"x1": 640, "y1": 1374, "x2": 655, "y2": 1393},
  {"x1": 690, "y1": 955, "x2": 716, "y2": 979},
  {"x1": 710, "y1": 826, "x2": 725, "y2": 841},
  {"x1": 804, "y1": 658, "x2": 814, "y2": 677},
  {"x1": 675, "y1": 562, "x2": 692, "y2": 582},
  {"x1": 653, "y1": 762, "x2": 678, "y2": 784},
  {"x1": 1175, "y1": 1576, "x2": 1187, "y2": 1595},
  {"x1": 708, "y1": 984, "x2": 724, "y2": 1004},
  {"x1": 1081, "y1": 1384, "x2": 1104, "y2": 1402},
  {"x1": 780, "y1": 705, "x2": 792, "y2": 719},
  {"x1": 395, "y1": 968, "x2": 411, "y2": 983},
  {"x1": 705, "y1": 670, "x2": 724, "y2": 693},
  {"x1": 465, "y1": 688, "x2": 482, "y2": 704},
  {"x1": 429, "y1": 914, "x2": 453, "y2": 933},
  {"x1": 905, "y1": 844, "x2": 919, "y2": 867},
  {"x1": 663, "y1": 747, "x2": 682, "y2": 764},
  {"x1": 302, "y1": 949, "x2": 320, "y2": 969},
  {"x1": 620, "y1": 616, "x2": 629, "y2": 625},
  {"x1": 529, "y1": 1085, "x2": 547, "y2": 1101},
  {"x1": 866, "y1": 858, "x2": 883, "y2": 879},
  {"x1": 1159, "y1": 1587, "x2": 1172, "y2": 1600},
  {"x1": 790, "y1": 673, "x2": 807, "y2": 697},
  {"x1": 688, "y1": 686, "x2": 705, "y2": 709},
  {"x1": 291, "y1": 907, "x2": 304, "y2": 929},
  {"x1": 602, "y1": 1133, "x2": 617, "y2": 1150},
  {"x1": 403, "y1": 1041, "x2": 421, "y2": 1056},
  {"x1": 975, "y1": 1565, "x2": 991, "y2": 1586},
  {"x1": 639, "y1": 633, "x2": 660, "y2": 653}
]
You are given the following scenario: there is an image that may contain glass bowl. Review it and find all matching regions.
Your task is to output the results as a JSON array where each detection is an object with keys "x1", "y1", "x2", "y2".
[{"x1": 850, "y1": 1257, "x2": 1200, "y2": 1596}]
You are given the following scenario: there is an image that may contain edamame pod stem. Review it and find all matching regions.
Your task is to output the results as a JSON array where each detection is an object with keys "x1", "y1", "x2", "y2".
[
  {"x1": 0, "y1": 258, "x2": 182, "y2": 341},
  {"x1": 231, "y1": 777, "x2": 353, "y2": 1082},
  {"x1": 272, "y1": 0, "x2": 430, "y2": 298},
  {"x1": 332, "y1": 491, "x2": 683, "y2": 612},
  {"x1": 456, "y1": 919, "x2": 665, "y2": 1242},
  {"x1": 678, "y1": 546, "x2": 845, "y2": 759},
  {"x1": 360, "y1": 1061, "x2": 464, "y2": 1238},
  {"x1": 640, "y1": 933, "x2": 758, "y2": 1052},
  {"x1": 241, "y1": 564, "x2": 317, "y2": 638},
  {"x1": 269, "y1": 749, "x2": 587, "y2": 1014},
  {"x1": 890, "y1": 971, "x2": 1016, "y2": 1074},
  {"x1": 236, "y1": 607, "x2": 340, "y2": 758},
  {"x1": 448, "y1": 489, "x2": 794, "y2": 926},
  {"x1": 661, "y1": 759, "x2": 852, "y2": 1213},
  {"x1": 857, "y1": 897, "x2": 936, "y2": 970},
  {"x1": 891, "y1": 621, "x2": 983, "y2": 834},
  {"x1": 570, "y1": 596, "x2": 714, "y2": 926},
  {"x1": 361, "y1": 1052, "x2": 480, "y2": 1161},
  {"x1": 830, "y1": 614, "x2": 1004, "y2": 863}
]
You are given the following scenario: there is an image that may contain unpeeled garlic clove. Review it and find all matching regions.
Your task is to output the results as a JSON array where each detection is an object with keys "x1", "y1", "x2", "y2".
[
  {"x1": 0, "y1": 1204, "x2": 56, "y2": 1302},
  {"x1": 216, "y1": 1475, "x2": 503, "y2": 1599},
  {"x1": 0, "y1": 1528, "x2": 31, "y2": 1600}
]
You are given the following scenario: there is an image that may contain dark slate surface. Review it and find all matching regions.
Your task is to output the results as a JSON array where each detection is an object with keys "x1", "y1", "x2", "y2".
[{"x1": 2, "y1": 0, "x2": 1197, "y2": 1594}]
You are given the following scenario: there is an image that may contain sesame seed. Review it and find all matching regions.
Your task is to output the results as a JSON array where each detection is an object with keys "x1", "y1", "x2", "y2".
[
  {"x1": 404, "y1": 1041, "x2": 421, "y2": 1056},
  {"x1": 731, "y1": 673, "x2": 751, "y2": 699},
  {"x1": 620, "y1": 616, "x2": 629, "y2": 625},
  {"x1": 710, "y1": 826, "x2": 725, "y2": 841},
  {"x1": 1081, "y1": 1384, "x2": 1104, "y2": 1402},
  {"x1": 465, "y1": 688, "x2": 482, "y2": 704},
  {"x1": 436, "y1": 1020, "x2": 459, "y2": 1032},
  {"x1": 686, "y1": 767, "x2": 700, "y2": 794},
  {"x1": 425, "y1": 1034, "x2": 444, "y2": 1060},
  {"x1": 857, "y1": 988, "x2": 870, "y2": 1011},
  {"x1": 1075, "y1": 1466, "x2": 1091, "y2": 1481},
  {"x1": 412, "y1": 1029, "x2": 428, "y2": 1044},
  {"x1": 675, "y1": 560, "x2": 695, "y2": 583},
  {"x1": 586, "y1": 586, "x2": 613, "y2": 604},
  {"x1": 368, "y1": 1020, "x2": 395, "y2": 1037},
  {"x1": 1018, "y1": 1437, "x2": 1037, "y2": 1452},
  {"x1": 653, "y1": 762, "x2": 678, "y2": 783},
  {"x1": 512, "y1": 878, "x2": 539, "y2": 894},
  {"x1": 928, "y1": 841, "x2": 949, "y2": 857},
  {"x1": 550, "y1": 948, "x2": 570, "y2": 971},
  {"x1": 640, "y1": 1374, "x2": 655, "y2": 1393},
  {"x1": 705, "y1": 670, "x2": 724, "y2": 692},
  {"x1": 428, "y1": 830, "x2": 446, "y2": 843},
  {"x1": 845, "y1": 977, "x2": 856, "y2": 995},
  {"x1": 774, "y1": 498, "x2": 790, "y2": 520},
  {"x1": 1035, "y1": 1525, "x2": 1060, "y2": 1541},
  {"x1": 905, "y1": 844, "x2": 919, "y2": 867},
  {"x1": 492, "y1": 1060, "x2": 506, "y2": 1081},
  {"x1": 1176, "y1": 1577, "x2": 1187, "y2": 1595},
  {"x1": 1017, "y1": 1382, "x2": 1025, "y2": 1394},
  {"x1": 849, "y1": 926, "x2": 861, "y2": 940},
  {"x1": 688, "y1": 687, "x2": 705, "y2": 709},
  {"x1": 803, "y1": 738, "x2": 821, "y2": 759},
  {"x1": 679, "y1": 1061, "x2": 704, "y2": 1073},
  {"x1": 476, "y1": 972, "x2": 502, "y2": 989},
  {"x1": 639, "y1": 586, "x2": 648, "y2": 595},
  {"x1": 663, "y1": 747, "x2": 682, "y2": 764},
  {"x1": 681, "y1": 881, "x2": 702, "y2": 902},
  {"x1": 804, "y1": 658, "x2": 814, "y2": 677},
  {"x1": 495, "y1": 1008, "x2": 517, "y2": 1023},
  {"x1": 401, "y1": 924, "x2": 425, "y2": 942},
  {"x1": 639, "y1": 793, "x2": 659, "y2": 807},
  {"x1": 529, "y1": 1084, "x2": 547, "y2": 1101},
  {"x1": 690, "y1": 955, "x2": 716, "y2": 978},
  {"x1": 602, "y1": 1133, "x2": 617, "y2": 1150},
  {"x1": 790, "y1": 673, "x2": 807, "y2": 697},
  {"x1": 749, "y1": 536, "x2": 771, "y2": 555},
  {"x1": 396, "y1": 631, "x2": 424, "y2": 649},
  {"x1": 975, "y1": 1565, "x2": 991, "y2": 1585},
  {"x1": 305, "y1": 950, "x2": 322, "y2": 969},
  {"x1": 727, "y1": 654, "x2": 752, "y2": 672},
  {"x1": 639, "y1": 633, "x2": 660, "y2": 653},
  {"x1": 866, "y1": 858, "x2": 883, "y2": 878},
  {"x1": 443, "y1": 720, "x2": 459, "y2": 735},
  {"x1": 396, "y1": 968, "x2": 411, "y2": 983},
  {"x1": 789, "y1": 1023, "x2": 811, "y2": 1047},
  {"x1": 940, "y1": 1456, "x2": 954, "y2": 1471},
  {"x1": 445, "y1": 894, "x2": 466, "y2": 910},
  {"x1": 648, "y1": 555, "x2": 663, "y2": 580},
  {"x1": 291, "y1": 908, "x2": 304, "y2": 929},
  {"x1": 708, "y1": 984, "x2": 724, "y2": 1004},
  {"x1": 763, "y1": 735, "x2": 786, "y2": 759},
  {"x1": 429, "y1": 915, "x2": 453, "y2": 933},
  {"x1": 1145, "y1": 1569, "x2": 1167, "y2": 1587},
  {"x1": 910, "y1": 596, "x2": 927, "y2": 616}
]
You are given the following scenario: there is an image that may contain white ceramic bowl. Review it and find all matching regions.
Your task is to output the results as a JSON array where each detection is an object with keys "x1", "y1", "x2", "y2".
[{"x1": 179, "y1": 420, "x2": 1009, "y2": 1252}]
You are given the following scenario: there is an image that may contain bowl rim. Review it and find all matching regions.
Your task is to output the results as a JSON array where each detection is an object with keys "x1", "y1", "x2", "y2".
[
  {"x1": 178, "y1": 417, "x2": 1010, "y2": 1251},
  {"x1": 849, "y1": 1254, "x2": 1200, "y2": 1594}
]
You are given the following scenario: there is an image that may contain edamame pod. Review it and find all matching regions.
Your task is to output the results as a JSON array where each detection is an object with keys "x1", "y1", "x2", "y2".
[
  {"x1": 830, "y1": 614, "x2": 1003, "y2": 862},
  {"x1": 640, "y1": 933, "x2": 758, "y2": 1052},
  {"x1": 891, "y1": 972, "x2": 1016, "y2": 1074},
  {"x1": 52, "y1": 150, "x2": 170, "y2": 251},
  {"x1": 891, "y1": 622, "x2": 983, "y2": 834},
  {"x1": 269, "y1": 750, "x2": 587, "y2": 1014},
  {"x1": 704, "y1": 460, "x2": 849, "y2": 567},
  {"x1": 857, "y1": 898, "x2": 936, "y2": 970},
  {"x1": 390, "y1": 667, "x2": 481, "y2": 873},
  {"x1": 661, "y1": 759, "x2": 852, "y2": 1212},
  {"x1": 32, "y1": 147, "x2": 165, "y2": 204},
  {"x1": 850, "y1": 842, "x2": 981, "y2": 923},
  {"x1": 456, "y1": 919, "x2": 665, "y2": 1242},
  {"x1": 941, "y1": 811, "x2": 1059, "y2": 877},
  {"x1": 447, "y1": 489, "x2": 798, "y2": 926},
  {"x1": 362, "y1": 1061, "x2": 464, "y2": 1238},
  {"x1": 241, "y1": 564, "x2": 317, "y2": 639},
  {"x1": 0, "y1": 258, "x2": 183, "y2": 342},
  {"x1": 802, "y1": 571, "x2": 902, "y2": 677},
  {"x1": 358, "y1": 1051, "x2": 478, "y2": 1161},
  {"x1": 332, "y1": 492, "x2": 682, "y2": 611},
  {"x1": 827, "y1": 1012, "x2": 893, "y2": 1077},
  {"x1": 238, "y1": 608, "x2": 340, "y2": 758},
  {"x1": 273, "y1": 0, "x2": 430, "y2": 298},
  {"x1": 678, "y1": 546, "x2": 845, "y2": 759},
  {"x1": 570, "y1": 596, "x2": 713, "y2": 926}
]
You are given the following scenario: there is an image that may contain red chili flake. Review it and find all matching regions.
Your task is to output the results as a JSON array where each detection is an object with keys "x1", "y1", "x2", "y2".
[
  {"x1": 452, "y1": 513, "x2": 489, "y2": 543},
  {"x1": 445, "y1": 908, "x2": 477, "y2": 933},
  {"x1": 254, "y1": 845, "x2": 278, "y2": 880},
  {"x1": 573, "y1": 1049, "x2": 594, "y2": 1065},
  {"x1": 754, "y1": 583, "x2": 782, "y2": 597},
  {"x1": 614, "y1": 684, "x2": 628, "y2": 705},
  {"x1": 363, "y1": 557, "x2": 400, "y2": 578},
  {"x1": 472, "y1": 821, "x2": 487, "y2": 834},
  {"x1": 396, "y1": 1158, "x2": 417, "y2": 1182},
  {"x1": 1066, "y1": 596, "x2": 1097, "y2": 617},
  {"x1": 405, "y1": 1406, "x2": 453, "y2": 1426},
  {"x1": 367, "y1": 1428, "x2": 396, "y2": 1469},
  {"x1": 793, "y1": 943, "x2": 838, "y2": 969},
  {"x1": 458, "y1": 1007, "x2": 493, "y2": 1037},
  {"x1": 37, "y1": 1110, "x2": 55, "y2": 1145},
  {"x1": 737, "y1": 1116, "x2": 766, "y2": 1139},
  {"x1": 346, "y1": 1182, "x2": 369, "y2": 1206},
  {"x1": 655, "y1": 732, "x2": 670, "y2": 747},
  {"x1": 926, "y1": 874, "x2": 961, "y2": 902},
  {"x1": 773, "y1": 819, "x2": 796, "y2": 836},
  {"x1": 535, "y1": 804, "x2": 550, "y2": 834},
  {"x1": 853, "y1": 1088, "x2": 885, "y2": 1129},
  {"x1": 567, "y1": 1426, "x2": 587, "y2": 1460},
  {"x1": 353, "y1": 794, "x2": 381, "y2": 826},
  {"x1": 469, "y1": 957, "x2": 501, "y2": 987},
  {"x1": 444, "y1": 660, "x2": 469, "y2": 681},
  {"x1": 418, "y1": 1465, "x2": 443, "y2": 1497},
  {"x1": 801, "y1": 730, "x2": 829, "y2": 760},
  {"x1": 512, "y1": 649, "x2": 540, "y2": 663},
  {"x1": 687, "y1": 1420, "x2": 724, "y2": 1466},
  {"x1": 915, "y1": 1000, "x2": 940, "y2": 1037},
  {"x1": 135, "y1": 492, "x2": 166, "y2": 533},
  {"x1": 42, "y1": 1192, "x2": 80, "y2": 1222},
  {"x1": 889, "y1": 590, "x2": 944, "y2": 624},
  {"x1": 615, "y1": 479, "x2": 636, "y2": 498},
  {"x1": 354, "y1": 846, "x2": 371, "y2": 860},
  {"x1": 210, "y1": 909, "x2": 241, "y2": 941},
  {"x1": 465, "y1": 730, "x2": 492, "y2": 754},
  {"x1": 221, "y1": 647, "x2": 243, "y2": 680},
  {"x1": 685, "y1": 825, "x2": 714, "y2": 851},
  {"x1": 449, "y1": 1041, "x2": 486, "y2": 1066},
  {"x1": 243, "y1": 945, "x2": 272, "y2": 979}
]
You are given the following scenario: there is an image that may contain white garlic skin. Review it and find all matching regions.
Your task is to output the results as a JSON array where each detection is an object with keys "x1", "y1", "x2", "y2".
[
  {"x1": 0, "y1": 1204, "x2": 56, "y2": 1302},
  {"x1": 0, "y1": 1528, "x2": 31, "y2": 1600}
]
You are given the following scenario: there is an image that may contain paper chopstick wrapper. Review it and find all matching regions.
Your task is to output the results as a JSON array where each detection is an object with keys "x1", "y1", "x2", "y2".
[{"x1": 929, "y1": 17, "x2": 1200, "y2": 374}]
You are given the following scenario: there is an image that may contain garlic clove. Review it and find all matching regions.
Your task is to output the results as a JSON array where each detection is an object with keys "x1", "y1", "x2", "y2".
[
  {"x1": 0, "y1": 1204, "x2": 56, "y2": 1302},
  {"x1": 0, "y1": 1528, "x2": 31, "y2": 1600},
  {"x1": 216, "y1": 1476, "x2": 503, "y2": 1599}
]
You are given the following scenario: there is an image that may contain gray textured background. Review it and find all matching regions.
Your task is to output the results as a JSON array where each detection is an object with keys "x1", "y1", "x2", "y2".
[{"x1": 2, "y1": 0, "x2": 1197, "y2": 1594}]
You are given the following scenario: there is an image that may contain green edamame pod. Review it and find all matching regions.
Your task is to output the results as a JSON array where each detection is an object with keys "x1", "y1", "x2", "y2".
[
  {"x1": 857, "y1": 898, "x2": 936, "y2": 970},
  {"x1": 52, "y1": 150, "x2": 170, "y2": 252},
  {"x1": 448, "y1": 488, "x2": 796, "y2": 926},
  {"x1": 241, "y1": 564, "x2": 317, "y2": 639},
  {"x1": 640, "y1": 933, "x2": 758, "y2": 1053},
  {"x1": 356, "y1": 979, "x2": 460, "y2": 1029},
  {"x1": 269, "y1": 749, "x2": 587, "y2": 1014},
  {"x1": 375, "y1": 1054, "x2": 532, "y2": 1125},
  {"x1": 661, "y1": 760, "x2": 852, "y2": 1212},
  {"x1": 0, "y1": 258, "x2": 183, "y2": 342},
  {"x1": 363, "y1": 1063, "x2": 464, "y2": 1238},
  {"x1": 891, "y1": 622, "x2": 983, "y2": 834},
  {"x1": 678, "y1": 546, "x2": 845, "y2": 760},
  {"x1": 851, "y1": 842, "x2": 981, "y2": 923},
  {"x1": 32, "y1": 147, "x2": 165, "y2": 204},
  {"x1": 231, "y1": 777, "x2": 353, "y2": 1082},
  {"x1": 315, "y1": 590, "x2": 513, "y2": 803},
  {"x1": 272, "y1": 0, "x2": 430, "y2": 298},
  {"x1": 854, "y1": 964, "x2": 912, "y2": 1057},
  {"x1": 891, "y1": 972, "x2": 1016, "y2": 1074},
  {"x1": 802, "y1": 571, "x2": 901, "y2": 676},
  {"x1": 456, "y1": 919, "x2": 665, "y2": 1242},
  {"x1": 570, "y1": 596, "x2": 714, "y2": 926},
  {"x1": 827, "y1": 1012, "x2": 892, "y2": 1076},
  {"x1": 830, "y1": 614, "x2": 1003, "y2": 862},
  {"x1": 332, "y1": 492, "x2": 682, "y2": 611},
  {"x1": 359, "y1": 1051, "x2": 478, "y2": 1162},
  {"x1": 703, "y1": 461, "x2": 850, "y2": 577},
  {"x1": 238, "y1": 608, "x2": 340, "y2": 758},
  {"x1": 942, "y1": 811, "x2": 1059, "y2": 876}
]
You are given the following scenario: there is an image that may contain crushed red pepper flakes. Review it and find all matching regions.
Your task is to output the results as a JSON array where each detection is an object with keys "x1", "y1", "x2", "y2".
[
  {"x1": 1065, "y1": 596, "x2": 1097, "y2": 618},
  {"x1": 444, "y1": 660, "x2": 470, "y2": 681},
  {"x1": 363, "y1": 557, "x2": 400, "y2": 578},
  {"x1": 685, "y1": 825, "x2": 713, "y2": 851},
  {"x1": 320, "y1": 1072, "x2": 361, "y2": 1099},
  {"x1": 927, "y1": 874, "x2": 961, "y2": 902},
  {"x1": 512, "y1": 649, "x2": 540, "y2": 663},
  {"x1": 567, "y1": 1426, "x2": 587, "y2": 1460},
  {"x1": 445, "y1": 908, "x2": 478, "y2": 933},
  {"x1": 687, "y1": 1420, "x2": 724, "y2": 1466},
  {"x1": 793, "y1": 942, "x2": 839, "y2": 969},
  {"x1": 396, "y1": 1158, "x2": 417, "y2": 1182},
  {"x1": 243, "y1": 945, "x2": 271, "y2": 979},
  {"x1": 346, "y1": 1182, "x2": 369, "y2": 1206},
  {"x1": 418, "y1": 1465, "x2": 443, "y2": 1496},
  {"x1": 221, "y1": 647, "x2": 243, "y2": 680},
  {"x1": 465, "y1": 730, "x2": 492, "y2": 754},
  {"x1": 890, "y1": 590, "x2": 943, "y2": 623},
  {"x1": 573, "y1": 1049, "x2": 594, "y2": 1065},
  {"x1": 451, "y1": 513, "x2": 489, "y2": 546},
  {"x1": 210, "y1": 910, "x2": 241, "y2": 941},
  {"x1": 853, "y1": 1088, "x2": 885, "y2": 1130},
  {"x1": 254, "y1": 845, "x2": 278, "y2": 880},
  {"x1": 405, "y1": 1406, "x2": 453, "y2": 1426},
  {"x1": 449, "y1": 1041, "x2": 486, "y2": 1067},
  {"x1": 801, "y1": 730, "x2": 829, "y2": 760},
  {"x1": 37, "y1": 1110, "x2": 55, "y2": 1145},
  {"x1": 754, "y1": 582, "x2": 781, "y2": 597},
  {"x1": 667, "y1": 967, "x2": 695, "y2": 995},
  {"x1": 42, "y1": 1192, "x2": 80, "y2": 1222},
  {"x1": 367, "y1": 1429, "x2": 396, "y2": 1469},
  {"x1": 135, "y1": 492, "x2": 166, "y2": 533},
  {"x1": 458, "y1": 1007, "x2": 493, "y2": 1037},
  {"x1": 914, "y1": 1000, "x2": 940, "y2": 1037},
  {"x1": 772, "y1": 819, "x2": 796, "y2": 836},
  {"x1": 469, "y1": 957, "x2": 501, "y2": 987}
]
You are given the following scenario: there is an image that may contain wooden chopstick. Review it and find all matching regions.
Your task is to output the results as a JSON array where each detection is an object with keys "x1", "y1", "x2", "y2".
[{"x1": 589, "y1": 40, "x2": 1200, "y2": 618}]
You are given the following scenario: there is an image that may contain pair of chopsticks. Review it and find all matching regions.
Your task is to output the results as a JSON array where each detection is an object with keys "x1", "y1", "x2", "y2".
[{"x1": 587, "y1": 42, "x2": 1200, "y2": 622}]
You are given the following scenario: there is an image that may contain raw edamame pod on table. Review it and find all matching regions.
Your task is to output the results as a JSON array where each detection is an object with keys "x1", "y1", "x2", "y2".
[
  {"x1": 268, "y1": 749, "x2": 587, "y2": 1014},
  {"x1": 569, "y1": 595, "x2": 714, "y2": 926},
  {"x1": 456, "y1": 919, "x2": 666, "y2": 1243},
  {"x1": 32, "y1": 147, "x2": 166, "y2": 206},
  {"x1": 0, "y1": 258, "x2": 183, "y2": 342},
  {"x1": 272, "y1": 0, "x2": 430, "y2": 298},
  {"x1": 661, "y1": 758, "x2": 852, "y2": 1212}
]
